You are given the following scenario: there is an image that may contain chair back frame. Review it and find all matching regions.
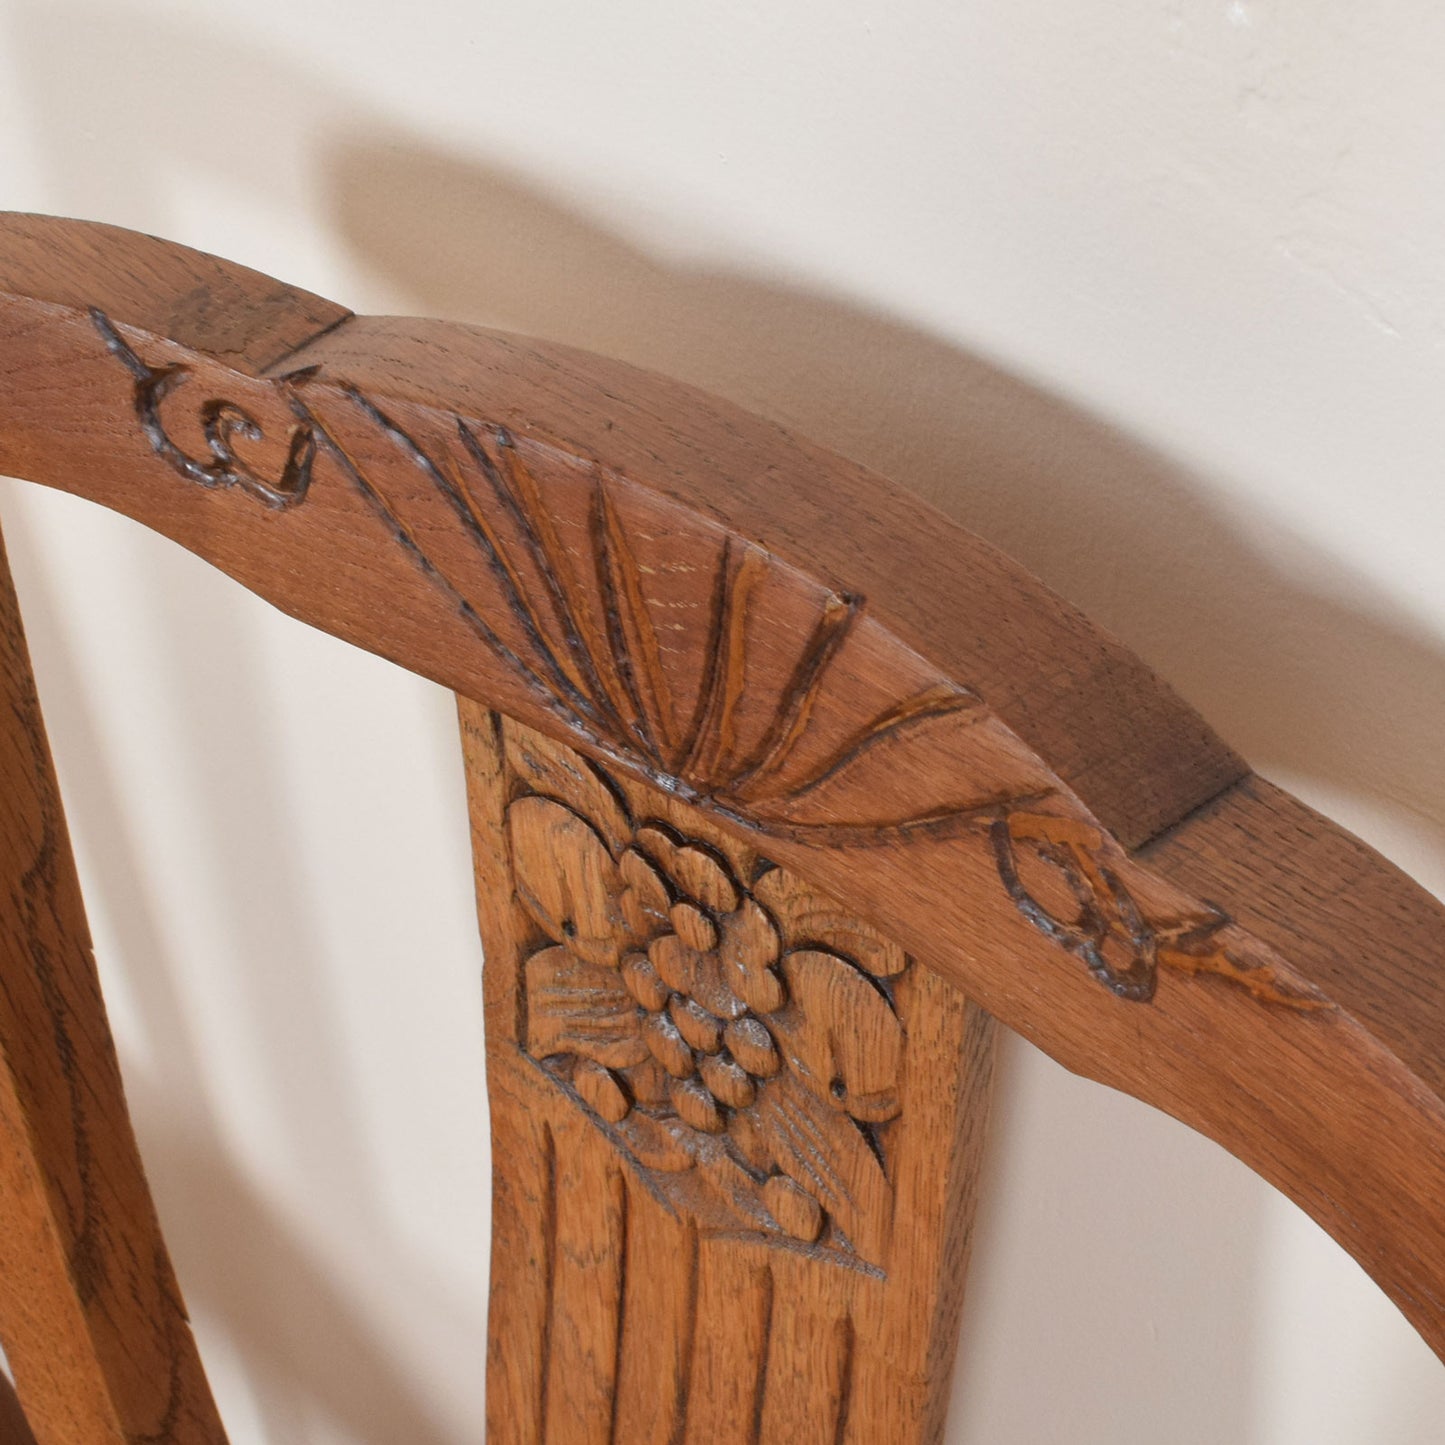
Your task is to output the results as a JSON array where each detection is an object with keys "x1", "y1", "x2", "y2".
[{"x1": 0, "y1": 214, "x2": 1442, "y2": 1442}]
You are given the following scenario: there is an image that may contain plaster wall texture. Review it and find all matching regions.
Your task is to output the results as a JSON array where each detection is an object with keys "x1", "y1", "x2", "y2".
[{"x1": 2, "y1": 3, "x2": 1444, "y2": 1440}]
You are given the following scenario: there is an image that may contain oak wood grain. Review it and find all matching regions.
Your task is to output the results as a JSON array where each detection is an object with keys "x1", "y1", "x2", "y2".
[
  {"x1": 0, "y1": 525, "x2": 225, "y2": 1443},
  {"x1": 0, "y1": 213, "x2": 349, "y2": 374},
  {"x1": 1142, "y1": 776, "x2": 1445, "y2": 1099}
]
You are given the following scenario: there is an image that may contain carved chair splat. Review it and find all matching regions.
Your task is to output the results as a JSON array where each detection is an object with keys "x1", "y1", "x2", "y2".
[{"x1": 0, "y1": 213, "x2": 1442, "y2": 1443}]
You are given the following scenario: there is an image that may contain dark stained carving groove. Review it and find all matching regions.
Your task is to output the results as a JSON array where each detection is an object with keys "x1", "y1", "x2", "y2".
[
  {"x1": 832, "y1": 1315, "x2": 856, "y2": 1445},
  {"x1": 670, "y1": 1219, "x2": 701, "y2": 1445},
  {"x1": 538, "y1": 1120, "x2": 557, "y2": 1445},
  {"x1": 608, "y1": 1170, "x2": 630, "y2": 1445},
  {"x1": 748, "y1": 1265, "x2": 775, "y2": 1445},
  {"x1": 92, "y1": 308, "x2": 316, "y2": 509}
]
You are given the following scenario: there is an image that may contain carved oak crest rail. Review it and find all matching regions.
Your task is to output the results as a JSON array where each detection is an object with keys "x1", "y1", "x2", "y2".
[
  {"x1": 0, "y1": 213, "x2": 1442, "y2": 1442},
  {"x1": 84, "y1": 299, "x2": 1322, "y2": 1017}
]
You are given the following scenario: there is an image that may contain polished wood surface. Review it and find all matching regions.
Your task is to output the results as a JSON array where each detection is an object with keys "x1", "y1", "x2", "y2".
[
  {"x1": 0, "y1": 213, "x2": 1441, "y2": 1438},
  {"x1": 0, "y1": 527, "x2": 223, "y2": 1442}
]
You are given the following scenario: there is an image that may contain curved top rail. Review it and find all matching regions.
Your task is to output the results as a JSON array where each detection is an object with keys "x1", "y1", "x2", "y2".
[{"x1": 2, "y1": 213, "x2": 1443, "y2": 1355}]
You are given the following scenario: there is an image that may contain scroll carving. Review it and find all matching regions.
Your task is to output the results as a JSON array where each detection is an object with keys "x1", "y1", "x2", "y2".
[
  {"x1": 990, "y1": 813, "x2": 1328, "y2": 1008},
  {"x1": 92, "y1": 309, "x2": 317, "y2": 509}
]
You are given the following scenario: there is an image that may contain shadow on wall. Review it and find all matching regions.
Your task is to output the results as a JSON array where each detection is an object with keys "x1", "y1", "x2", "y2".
[
  {"x1": 0, "y1": 522, "x2": 472, "y2": 1445},
  {"x1": 6, "y1": 4, "x2": 1445, "y2": 1444},
  {"x1": 322, "y1": 139, "x2": 1445, "y2": 862}
]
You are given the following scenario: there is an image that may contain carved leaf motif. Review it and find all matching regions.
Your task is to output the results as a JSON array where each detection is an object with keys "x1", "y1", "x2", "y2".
[
  {"x1": 774, "y1": 950, "x2": 903, "y2": 1125},
  {"x1": 753, "y1": 868, "x2": 906, "y2": 978},
  {"x1": 618, "y1": 1110, "x2": 695, "y2": 1173},
  {"x1": 240, "y1": 365, "x2": 1026, "y2": 842},
  {"x1": 506, "y1": 728, "x2": 631, "y2": 852},
  {"x1": 749, "y1": 1074, "x2": 893, "y2": 1264},
  {"x1": 524, "y1": 946, "x2": 649, "y2": 1069},
  {"x1": 510, "y1": 796, "x2": 625, "y2": 968},
  {"x1": 991, "y1": 813, "x2": 1328, "y2": 1009},
  {"x1": 762, "y1": 1174, "x2": 823, "y2": 1243}
]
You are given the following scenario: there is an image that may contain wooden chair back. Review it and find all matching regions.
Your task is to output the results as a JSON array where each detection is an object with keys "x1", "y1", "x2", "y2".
[{"x1": 0, "y1": 214, "x2": 1442, "y2": 1443}]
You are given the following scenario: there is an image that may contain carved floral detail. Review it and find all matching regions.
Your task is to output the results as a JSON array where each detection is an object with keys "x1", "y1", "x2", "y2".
[{"x1": 507, "y1": 729, "x2": 906, "y2": 1265}]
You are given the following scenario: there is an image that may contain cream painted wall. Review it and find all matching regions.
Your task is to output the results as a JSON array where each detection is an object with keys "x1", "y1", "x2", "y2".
[{"x1": 2, "y1": 2, "x2": 1444, "y2": 1440}]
